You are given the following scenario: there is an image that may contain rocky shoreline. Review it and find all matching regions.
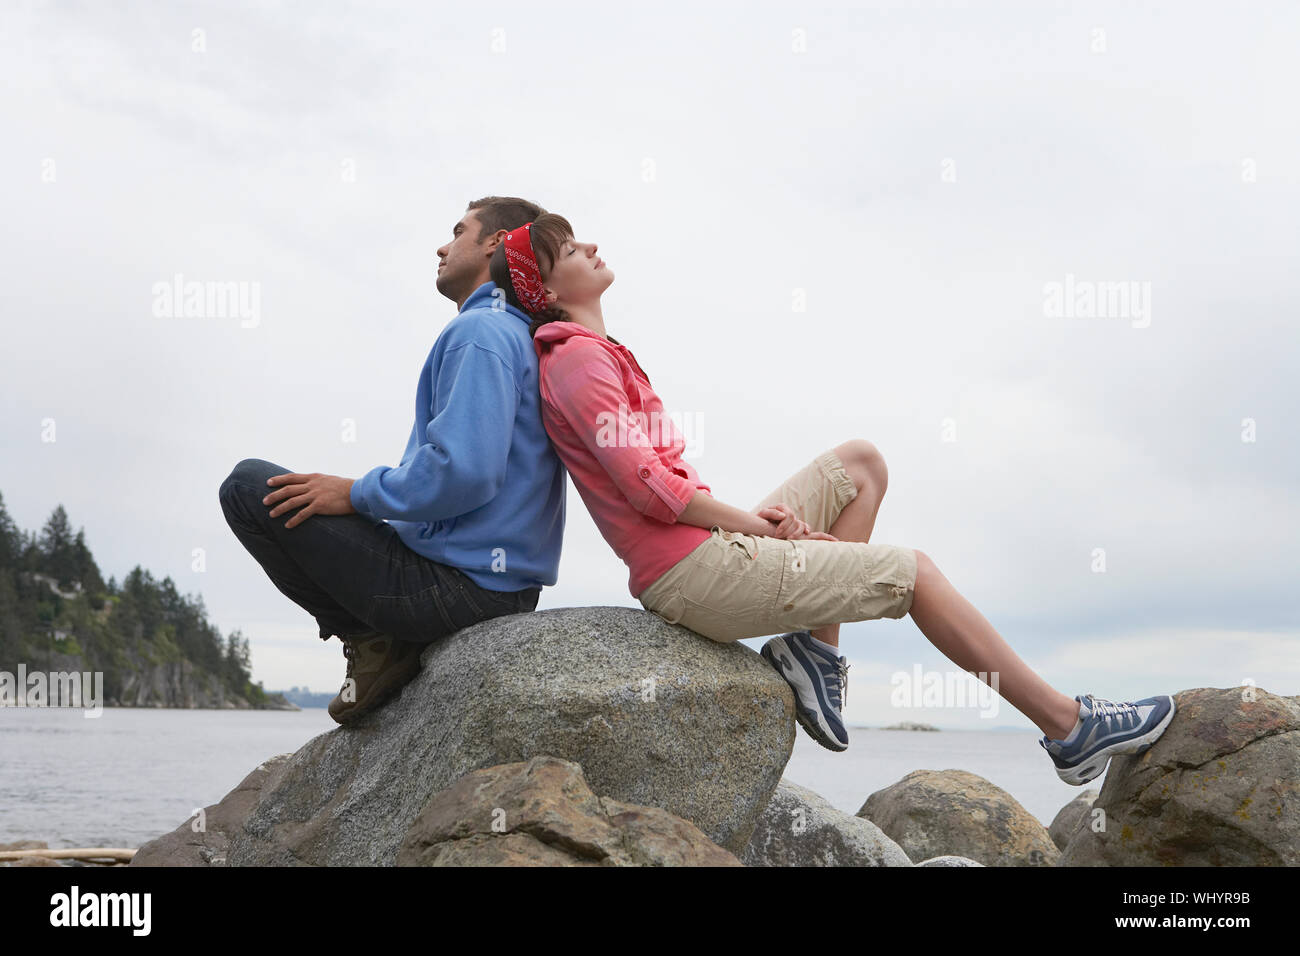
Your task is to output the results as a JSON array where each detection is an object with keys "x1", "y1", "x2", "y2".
[
  {"x1": 7, "y1": 608, "x2": 1298, "y2": 867},
  {"x1": 4, "y1": 647, "x2": 297, "y2": 711}
]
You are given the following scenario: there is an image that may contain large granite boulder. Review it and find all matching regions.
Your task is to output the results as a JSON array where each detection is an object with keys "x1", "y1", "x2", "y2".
[
  {"x1": 742, "y1": 778, "x2": 912, "y2": 866},
  {"x1": 1059, "y1": 687, "x2": 1300, "y2": 866},
  {"x1": 857, "y1": 769, "x2": 1060, "y2": 867},
  {"x1": 397, "y1": 756, "x2": 740, "y2": 866},
  {"x1": 133, "y1": 606, "x2": 795, "y2": 865},
  {"x1": 1049, "y1": 789, "x2": 1100, "y2": 852}
]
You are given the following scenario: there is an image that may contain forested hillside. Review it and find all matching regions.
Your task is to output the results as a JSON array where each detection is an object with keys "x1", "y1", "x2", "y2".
[{"x1": 0, "y1": 492, "x2": 290, "y2": 709}]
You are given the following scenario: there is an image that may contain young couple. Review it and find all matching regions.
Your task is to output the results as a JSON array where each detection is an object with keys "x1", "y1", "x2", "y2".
[{"x1": 220, "y1": 196, "x2": 1174, "y2": 787}]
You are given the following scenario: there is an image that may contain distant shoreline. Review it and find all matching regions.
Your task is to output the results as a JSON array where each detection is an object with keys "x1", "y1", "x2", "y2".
[
  {"x1": 851, "y1": 725, "x2": 1038, "y2": 733},
  {"x1": 0, "y1": 703, "x2": 304, "y2": 713},
  {"x1": 0, "y1": 707, "x2": 1037, "y2": 724}
]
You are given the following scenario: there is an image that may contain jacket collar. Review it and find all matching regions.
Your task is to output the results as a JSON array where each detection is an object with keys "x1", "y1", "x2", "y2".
[
  {"x1": 533, "y1": 320, "x2": 608, "y2": 347},
  {"x1": 534, "y1": 320, "x2": 651, "y2": 384},
  {"x1": 460, "y1": 281, "x2": 529, "y2": 324}
]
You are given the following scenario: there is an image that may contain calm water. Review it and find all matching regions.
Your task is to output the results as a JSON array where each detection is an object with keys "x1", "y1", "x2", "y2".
[
  {"x1": 0, "y1": 707, "x2": 340, "y2": 849},
  {"x1": 786, "y1": 727, "x2": 1104, "y2": 827},
  {"x1": 0, "y1": 708, "x2": 1100, "y2": 849}
]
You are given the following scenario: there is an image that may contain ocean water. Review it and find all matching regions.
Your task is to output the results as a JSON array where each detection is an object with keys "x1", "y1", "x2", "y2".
[
  {"x1": 0, "y1": 707, "x2": 1101, "y2": 850},
  {"x1": 784, "y1": 726, "x2": 1104, "y2": 826},
  {"x1": 0, "y1": 707, "x2": 340, "y2": 850}
]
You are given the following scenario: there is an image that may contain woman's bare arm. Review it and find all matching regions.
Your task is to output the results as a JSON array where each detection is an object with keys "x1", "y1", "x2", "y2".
[
  {"x1": 677, "y1": 492, "x2": 837, "y2": 540},
  {"x1": 678, "y1": 491, "x2": 774, "y2": 536}
]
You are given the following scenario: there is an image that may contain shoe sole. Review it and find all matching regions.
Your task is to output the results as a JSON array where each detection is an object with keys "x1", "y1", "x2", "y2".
[
  {"x1": 1055, "y1": 697, "x2": 1177, "y2": 785},
  {"x1": 761, "y1": 641, "x2": 848, "y2": 753},
  {"x1": 329, "y1": 650, "x2": 424, "y2": 726}
]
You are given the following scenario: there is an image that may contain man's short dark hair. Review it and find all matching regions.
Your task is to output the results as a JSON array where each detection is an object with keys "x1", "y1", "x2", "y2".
[{"x1": 466, "y1": 196, "x2": 547, "y2": 242}]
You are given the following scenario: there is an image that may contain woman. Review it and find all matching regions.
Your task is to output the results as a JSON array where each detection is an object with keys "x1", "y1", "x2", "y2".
[{"x1": 489, "y1": 214, "x2": 1175, "y2": 783}]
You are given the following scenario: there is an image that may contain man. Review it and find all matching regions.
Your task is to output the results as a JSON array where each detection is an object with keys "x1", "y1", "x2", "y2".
[{"x1": 218, "y1": 196, "x2": 566, "y2": 725}]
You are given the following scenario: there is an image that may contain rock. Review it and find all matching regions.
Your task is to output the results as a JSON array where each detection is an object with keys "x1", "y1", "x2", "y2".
[
  {"x1": 0, "y1": 840, "x2": 61, "y2": 868},
  {"x1": 396, "y1": 756, "x2": 740, "y2": 866},
  {"x1": 916, "y1": 855, "x2": 985, "y2": 866},
  {"x1": 113, "y1": 653, "x2": 265, "y2": 709},
  {"x1": 9, "y1": 614, "x2": 293, "y2": 710},
  {"x1": 130, "y1": 754, "x2": 293, "y2": 866},
  {"x1": 1049, "y1": 789, "x2": 1100, "y2": 851},
  {"x1": 742, "y1": 778, "x2": 912, "y2": 866},
  {"x1": 145, "y1": 607, "x2": 792, "y2": 865},
  {"x1": 857, "y1": 769, "x2": 1060, "y2": 867},
  {"x1": 1059, "y1": 687, "x2": 1300, "y2": 866}
]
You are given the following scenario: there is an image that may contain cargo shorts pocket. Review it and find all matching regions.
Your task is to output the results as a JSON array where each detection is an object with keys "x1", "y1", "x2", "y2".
[
  {"x1": 709, "y1": 526, "x2": 761, "y2": 565},
  {"x1": 647, "y1": 590, "x2": 688, "y2": 626}
]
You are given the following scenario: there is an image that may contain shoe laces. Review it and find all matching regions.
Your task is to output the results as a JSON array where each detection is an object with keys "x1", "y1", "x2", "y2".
[
  {"x1": 1088, "y1": 695, "x2": 1137, "y2": 725},
  {"x1": 831, "y1": 657, "x2": 849, "y2": 711},
  {"x1": 340, "y1": 639, "x2": 356, "y2": 681}
]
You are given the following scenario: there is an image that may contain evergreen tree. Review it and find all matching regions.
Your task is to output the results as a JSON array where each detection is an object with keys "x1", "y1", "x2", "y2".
[
  {"x1": 38, "y1": 505, "x2": 77, "y2": 586},
  {"x1": 0, "y1": 492, "x2": 20, "y2": 568},
  {"x1": 19, "y1": 529, "x2": 40, "y2": 570},
  {"x1": 70, "y1": 529, "x2": 106, "y2": 598}
]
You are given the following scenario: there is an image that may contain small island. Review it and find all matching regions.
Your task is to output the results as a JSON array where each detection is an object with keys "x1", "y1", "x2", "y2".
[{"x1": 881, "y1": 721, "x2": 940, "y2": 732}]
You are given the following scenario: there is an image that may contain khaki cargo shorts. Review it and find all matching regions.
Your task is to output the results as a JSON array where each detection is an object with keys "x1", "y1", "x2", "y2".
[{"x1": 637, "y1": 449, "x2": 918, "y2": 643}]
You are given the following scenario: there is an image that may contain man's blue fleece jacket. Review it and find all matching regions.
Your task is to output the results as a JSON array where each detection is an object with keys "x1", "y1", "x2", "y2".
[{"x1": 350, "y1": 281, "x2": 566, "y2": 591}]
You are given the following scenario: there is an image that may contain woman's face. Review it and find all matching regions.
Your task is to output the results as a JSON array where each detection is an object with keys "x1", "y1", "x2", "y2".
[{"x1": 543, "y1": 236, "x2": 614, "y2": 309}]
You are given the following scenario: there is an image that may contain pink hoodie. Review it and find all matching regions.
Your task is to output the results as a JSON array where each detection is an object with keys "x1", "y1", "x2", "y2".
[{"x1": 533, "y1": 321, "x2": 711, "y2": 597}]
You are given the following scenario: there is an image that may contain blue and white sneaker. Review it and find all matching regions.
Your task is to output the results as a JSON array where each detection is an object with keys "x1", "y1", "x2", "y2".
[
  {"x1": 760, "y1": 631, "x2": 850, "y2": 752},
  {"x1": 1039, "y1": 693, "x2": 1176, "y2": 785}
]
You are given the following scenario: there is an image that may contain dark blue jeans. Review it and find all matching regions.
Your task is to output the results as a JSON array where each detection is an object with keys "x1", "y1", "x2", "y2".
[{"x1": 218, "y1": 458, "x2": 539, "y2": 645}]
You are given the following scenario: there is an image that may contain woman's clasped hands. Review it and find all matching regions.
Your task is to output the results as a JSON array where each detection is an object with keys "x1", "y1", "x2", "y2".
[{"x1": 756, "y1": 504, "x2": 839, "y2": 542}]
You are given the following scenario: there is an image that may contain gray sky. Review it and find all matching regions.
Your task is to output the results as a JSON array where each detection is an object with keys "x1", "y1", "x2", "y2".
[{"x1": 3, "y1": 1, "x2": 1296, "y2": 729}]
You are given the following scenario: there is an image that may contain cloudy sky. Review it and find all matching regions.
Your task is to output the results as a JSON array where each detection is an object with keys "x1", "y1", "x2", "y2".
[{"x1": 3, "y1": 1, "x2": 1296, "y2": 730}]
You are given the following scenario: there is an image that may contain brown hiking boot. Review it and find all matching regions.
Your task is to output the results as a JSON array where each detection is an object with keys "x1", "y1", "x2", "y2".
[{"x1": 327, "y1": 632, "x2": 424, "y2": 725}]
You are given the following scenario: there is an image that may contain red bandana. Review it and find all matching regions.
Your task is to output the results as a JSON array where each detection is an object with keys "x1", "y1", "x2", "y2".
[{"x1": 504, "y1": 223, "x2": 549, "y2": 315}]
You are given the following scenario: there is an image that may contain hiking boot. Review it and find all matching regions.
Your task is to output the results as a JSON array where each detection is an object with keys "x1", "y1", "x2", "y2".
[{"x1": 327, "y1": 631, "x2": 424, "y2": 726}]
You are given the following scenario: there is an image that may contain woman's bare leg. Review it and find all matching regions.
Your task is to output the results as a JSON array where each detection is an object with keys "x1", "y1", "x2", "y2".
[
  {"x1": 799, "y1": 439, "x2": 1079, "y2": 738},
  {"x1": 810, "y1": 439, "x2": 888, "y2": 649},
  {"x1": 909, "y1": 549, "x2": 1082, "y2": 739}
]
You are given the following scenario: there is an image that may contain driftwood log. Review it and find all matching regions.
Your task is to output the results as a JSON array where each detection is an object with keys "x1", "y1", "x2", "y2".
[{"x1": 0, "y1": 847, "x2": 135, "y2": 864}]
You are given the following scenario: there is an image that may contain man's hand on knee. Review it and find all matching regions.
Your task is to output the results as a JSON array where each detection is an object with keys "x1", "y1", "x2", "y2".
[{"x1": 263, "y1": 472, "x2": 358, "y2": 529}]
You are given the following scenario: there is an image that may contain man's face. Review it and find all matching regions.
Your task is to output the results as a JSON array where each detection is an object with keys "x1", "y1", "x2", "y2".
[{"x1": 435, "y1": 209, "x2": 497, "y2": 306}]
